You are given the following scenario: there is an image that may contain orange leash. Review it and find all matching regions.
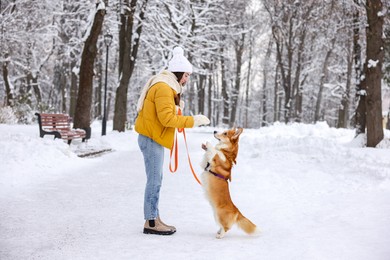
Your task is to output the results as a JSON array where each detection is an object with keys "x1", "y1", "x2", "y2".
[
  {"x1": 169, "y1": 127, "x2": 181, "y2": 173},
  {"x1": 169, "y1": 109, "x2": 202, "y2": 185}
]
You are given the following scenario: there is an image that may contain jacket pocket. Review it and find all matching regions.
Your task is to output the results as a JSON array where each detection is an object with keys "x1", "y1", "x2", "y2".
[{"x1": 160, "y1": 126, "x2": 167, "y2": 139}]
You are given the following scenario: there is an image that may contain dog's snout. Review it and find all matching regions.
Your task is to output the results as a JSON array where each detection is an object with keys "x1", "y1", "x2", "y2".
[{"x1": 214, "y1": 131, "x2": 217, "y2": 134}]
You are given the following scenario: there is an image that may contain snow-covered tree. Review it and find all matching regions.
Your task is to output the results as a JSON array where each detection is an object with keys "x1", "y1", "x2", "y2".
[
  {"x1": 1, "y1": 0, "x2": 60, "y2": 120},
  {"x1": 113, "y1": 0, "x2": 149, "y2": 132}
]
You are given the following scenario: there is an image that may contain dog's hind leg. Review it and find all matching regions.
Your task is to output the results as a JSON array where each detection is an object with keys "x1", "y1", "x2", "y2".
[
  {"x1": 216, "y1": 227, "x2": 226, "y2": 239},
  {"x1": 215, "y1": 216, "x2": 228, "y2": 239},
  {"x1": 215, "y1": 214, "x2": 234, "y2": 239}
]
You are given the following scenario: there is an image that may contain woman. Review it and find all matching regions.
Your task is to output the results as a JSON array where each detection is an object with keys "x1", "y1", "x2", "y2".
[{"x1": 135, "y1": 47, "x2": 210, "y2": 235}]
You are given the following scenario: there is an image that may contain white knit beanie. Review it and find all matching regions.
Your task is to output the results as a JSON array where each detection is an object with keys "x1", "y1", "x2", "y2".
[{"x1": 167, "y1": 47, "x2": 193, "y2": 73}]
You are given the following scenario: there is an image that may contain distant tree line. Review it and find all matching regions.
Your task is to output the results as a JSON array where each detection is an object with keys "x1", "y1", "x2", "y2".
[{"x1": 0, "y1": 0, "x2": 389, "y2": 146}]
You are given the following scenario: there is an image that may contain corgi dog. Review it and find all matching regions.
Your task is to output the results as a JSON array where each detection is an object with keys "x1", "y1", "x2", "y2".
[{"x1": 201, "y1": 127, "x2": 258, "y2": 239}]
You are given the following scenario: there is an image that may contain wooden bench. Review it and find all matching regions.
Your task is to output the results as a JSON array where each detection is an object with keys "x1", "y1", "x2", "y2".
[{"x1": 35, "y1": 113, "x2": 87, "y2": 144}]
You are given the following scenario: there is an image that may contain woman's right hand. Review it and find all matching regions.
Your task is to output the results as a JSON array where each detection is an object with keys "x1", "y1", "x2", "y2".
[{"x1": 193, "y1": 115, "x2": 210, "y2": 127}]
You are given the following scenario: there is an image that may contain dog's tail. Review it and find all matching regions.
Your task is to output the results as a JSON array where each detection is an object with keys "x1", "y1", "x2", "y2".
[{"x1": 237, "y1": 211, "x2": 259, "y2": 235}]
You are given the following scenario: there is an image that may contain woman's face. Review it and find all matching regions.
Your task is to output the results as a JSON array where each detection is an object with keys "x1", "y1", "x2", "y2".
[{"x1": 179, "y1": 72, "x2": 191, "y2": 86}]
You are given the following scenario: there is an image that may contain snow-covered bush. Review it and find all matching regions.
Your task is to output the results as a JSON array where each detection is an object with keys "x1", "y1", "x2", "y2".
[{"x1": 0, "y1": 106, "x2": 18, "y2": 124}]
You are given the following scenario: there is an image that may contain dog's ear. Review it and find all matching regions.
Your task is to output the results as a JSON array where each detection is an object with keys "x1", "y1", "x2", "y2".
[{"x1": 232, "y1": 127, "x2": 243, "y2": 140}]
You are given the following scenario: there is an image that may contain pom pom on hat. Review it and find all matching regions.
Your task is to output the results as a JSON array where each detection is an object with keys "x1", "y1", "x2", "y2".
[
  {"x1": 168, "y1": 46, "x2": 193, "y2": 73},
  {"x1": 172, "y1": 46, "x2": 184, "y2": 56}
]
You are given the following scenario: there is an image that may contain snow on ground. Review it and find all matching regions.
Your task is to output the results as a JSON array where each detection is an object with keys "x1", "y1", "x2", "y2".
[{"x1": 1, "y1": 121, "x2": 390, "y2": 260}]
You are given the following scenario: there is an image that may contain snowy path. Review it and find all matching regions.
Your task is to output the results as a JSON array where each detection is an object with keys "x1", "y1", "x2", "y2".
[{"x1": 1, "y1": 124, "x2": 390, "y2": 259}]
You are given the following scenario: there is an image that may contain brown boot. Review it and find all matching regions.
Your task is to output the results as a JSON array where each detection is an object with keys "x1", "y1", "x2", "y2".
[
  {"x1": 143, "y1": 219, "x2": 175, "y2": 235},
  {"x1": 157, "y1": 216, "x2": 176, "y2": 232}
]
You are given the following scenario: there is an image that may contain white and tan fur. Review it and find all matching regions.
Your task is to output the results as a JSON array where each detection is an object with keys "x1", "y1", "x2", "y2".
[{"x1": 200, "y1": 127, "x2": 258, "y2": 239}]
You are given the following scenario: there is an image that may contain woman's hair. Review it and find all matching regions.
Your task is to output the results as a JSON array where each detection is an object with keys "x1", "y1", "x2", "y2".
[{"x1": 173, "y1": 72, "x2": 184, "y2": 83}]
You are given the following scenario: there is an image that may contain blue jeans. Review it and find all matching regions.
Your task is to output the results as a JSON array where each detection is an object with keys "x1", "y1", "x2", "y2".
[{"x1": 138, "y1": 134, "x2": 164, "y2": 220}]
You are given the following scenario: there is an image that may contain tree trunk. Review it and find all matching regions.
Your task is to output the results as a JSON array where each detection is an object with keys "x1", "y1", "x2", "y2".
[
  {"x1": 293, "y1": 29, "x2": 307, "y2": 123},
  {"x1": 220, "y1": 47, "x2": 229, "y2": 127},
  {"x1": 230, "y1": 34, "x2": 245, "y2": 126},
  {"x1": 261, "y1": 40, "x2": 272, "y2": 127},
  {"x1": 73, "y1": 6, "x2": 106, "y2": 137},
  {"x1": 118, "y1": 2, "x2": 126, "y2": 79},
  {"x1": 96, "y1": 53, "x2": 103, "y2": 119},
  {"x1": 338, "y1": 44, "x2": 353, "y2": 128},
  {"x1": 60, "y1": 67, "x2": 67, "y2": 113},
  {"x1": 353, "y1": 0, "x2": 365, "y2": 135},
  {"x1": 314, "y1": 38, "x2": 335, "y2": 122},
  {"x1": 244, "y1": 31, "x2": 254, "y2": 128},
  {"x1": 285, "y1": 21, "x2": 294, "y2": 123},
  {"x1": 207, "y1": 72, "x2": 212, "y2": 122},
  {"x1": 355, "y1": 78, "x2": 367, "y2": 134},
  {"x1": 53, "y1": 61, "x2": 67, "y2": 113},
  {"x1": 365, "y1": 0, "x2": 384, "y2": 147},
  {"x1": 113, "y1": 0, "x2": 148, "y2": 132},
  {"x1": 273, "y1": 29, "x2": 290, "y2": 123},
  {"x1": 2, "y1": 61, "x2": 14, "y2": 107},
  {"x1": 197, "y1": 73, "x2": 206, "y2": 115},
  {"x1": 69, "y1": 59, "x2": 78, "y2": 118},
  {"x1": 261, "y1": 88, "x2": 267, "y2": 127},
  {"x1": 273, "y1": 63, "x2": 280, "y2": 122},
  {"x1": 26, "y1": 71, "x2": 42, "y2": 104}
]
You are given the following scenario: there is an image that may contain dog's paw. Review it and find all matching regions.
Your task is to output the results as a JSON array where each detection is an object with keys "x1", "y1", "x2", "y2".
[
  {"x1": 216, "y1": 228, "x2": 225, "y2": 239},
  {"x1": 206, "y1": 142, "x2": 214, "y2": 151},
  {"x1": 199, "y1": 157, "x2": 208, "y2": 169}
]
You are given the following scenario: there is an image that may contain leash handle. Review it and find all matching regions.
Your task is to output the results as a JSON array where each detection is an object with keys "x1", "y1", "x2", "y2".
[{"x1": 169, "y1": 109, "x2": 202, "y2": 185}]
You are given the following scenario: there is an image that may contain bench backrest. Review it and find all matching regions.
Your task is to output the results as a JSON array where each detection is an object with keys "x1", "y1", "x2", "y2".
[{"x1": 37, "y1": 113, "x2": 71, "y2": 130}]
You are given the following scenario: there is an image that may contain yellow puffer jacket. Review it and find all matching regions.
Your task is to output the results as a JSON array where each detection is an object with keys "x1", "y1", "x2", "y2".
[{"x1": 135, "y1": 82, "x2": 194, "y2": 149}]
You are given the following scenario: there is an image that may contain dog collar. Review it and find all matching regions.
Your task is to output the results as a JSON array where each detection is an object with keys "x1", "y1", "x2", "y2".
[
  {"x1": 205, "y1": 162, "x2": 227, "y2": 181},
  {"x1": 208, "y1": 169, "x2": 227, "y2": 181}
]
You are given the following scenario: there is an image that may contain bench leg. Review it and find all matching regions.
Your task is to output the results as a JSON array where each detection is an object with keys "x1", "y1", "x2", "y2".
[{"x1": 68, "y1": 139, "x2": 72, "y2": 145}]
